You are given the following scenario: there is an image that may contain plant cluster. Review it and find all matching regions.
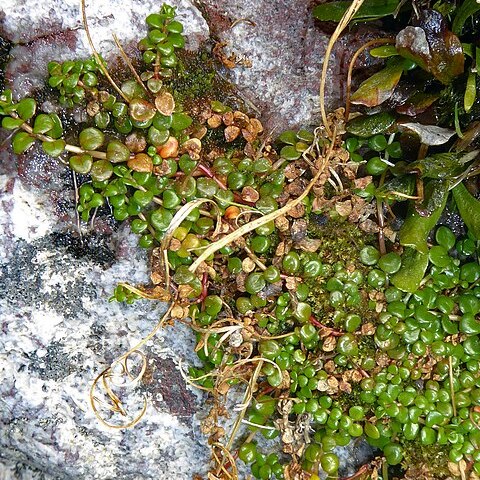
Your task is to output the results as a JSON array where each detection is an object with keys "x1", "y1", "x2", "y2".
[{"x1": 1, "y1": 2, "x2": 480, "y2": 480}]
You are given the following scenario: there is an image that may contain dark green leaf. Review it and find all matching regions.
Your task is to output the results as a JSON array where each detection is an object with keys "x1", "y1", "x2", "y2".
[
  {"x1": 452, "y1": 0, "x2": 480, "y2": 35},
  {"x1": 452, "y1": 182, "x2": 480, "y2": 239},
  {"x1": 12, "y1": 131, "x2": 36, "y2": 154},
  {"x1": 313, "y1": 0, "x2": 399, "y2": 23},
  {"x1": 399, "y1": 180, "x2": 449, "y2": 253},
  {"x1": 408, "y1": 151, "x2": 477, "y2": 179},
  {"x1": 16, "y1": 98, "x2": 36, "y2": 121},
  {"x1": 346, "y1": 111, "x2": 396, "y2": 138}
]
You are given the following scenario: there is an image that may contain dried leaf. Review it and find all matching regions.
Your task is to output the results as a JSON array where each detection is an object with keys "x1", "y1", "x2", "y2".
[
  {"x1": 396, "y1": 9, "x2": 464, "y2": 85},
  {"x1": 398, "y1": 122, "x2": 456, "y2": 146}
]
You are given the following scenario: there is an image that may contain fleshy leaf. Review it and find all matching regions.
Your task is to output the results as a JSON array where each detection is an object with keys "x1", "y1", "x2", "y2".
[
  {"x1": 407, "y1": 151, "x2": 478, "y2": 179},
  {"x1": 391, "y1": 247, "x2": 429, "y2": 293},
  {"x1": 399, "y1": 180, "x2": 448, "y2": 253},
  {"x1": 452, "y1": 182, "x2": 480, "y2": 239},
  {"x1": 395, "y1": 9, "x2": 464, "y2": 85},
  {"x1": 396, "y1": 92, "x2": 439, "y2": 116},
  {"x1": 33, "y1": 113, "x2": 55, "y2": 134},
  {"x1": 42, "y1": 139, "x2": 66, "y2": 157},
  {"x1": 346, "y1": 111, "x2": 396, "y2": 138},
  {"x1": 2, "y1": 117, "x2": 24, "y2": 130},
  {"x1": 350, "y1": 57, "x2": 405, "y2": 107},
  {"x1": 16, "y1": 98, "x2": 37, "y2": 121},
  {"x1": 12, "y1": 131, "x2": 36, "y2": 154}
]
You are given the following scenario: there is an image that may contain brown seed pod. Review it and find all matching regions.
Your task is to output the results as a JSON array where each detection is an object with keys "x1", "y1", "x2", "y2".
[
  {"x1": 222, "y1": 111, "x2": 234, "y2": 126},
  {"x1": 158, "y1": 136, "x2": 179, "y2": 158},
  {"x1": 249, "y1": 118, "x2": 264, "y2": 134},
  {"x1": 207, "y1": 114, "x2": 223, "y2": 129},
  {"x1": 127, "y1": 153, "x2": 153, "y2": 172},
  {"x1": 125, "y1": 132, "x2": 147, "y2": 153},
  {"x1": 86, "y1": 101, "x2": 100, "y2": 117},
  {"x1": 224, "y1": 125, "x2": 241, "y2": 142},
  {"x1": 224, "y1": 205, "x2": 240, "y2": 219},
  {"x1": 155, "y1": 91, "x2": 175, "y2": 116},
  {"x1": 181, "y1": 138, "x2": 202, "y2": 160}
]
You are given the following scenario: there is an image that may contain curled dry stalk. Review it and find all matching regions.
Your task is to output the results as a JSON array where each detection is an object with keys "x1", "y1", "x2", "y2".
[
  {"x1": 344, "y1": 37, "x2": 395, "y2": 120},
  {"x1": 319, "y1": 0, "x2": 366, "y2": 138},
  {"x1": 90, "y1": 302, "x2": 175, "y2": 428}
]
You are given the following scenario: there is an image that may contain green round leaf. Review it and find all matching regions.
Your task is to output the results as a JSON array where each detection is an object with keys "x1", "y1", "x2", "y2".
[
  {"x1": 16, "y1": 98, "x2": 37, "y2": 121},
  {"x1": 79, "y1": 127, "x2": 105, "y2": 150},
  {"x1": 70, "y1": 154, "x2": 93, "y2": 174},
  {"x1": 90, "y1": 159, "x2": 113, "y2": 181},
  {"x1": 106, "y1": 140, "x2": 131, "y2": 163},
  {"x1": 42, "y1": 139, "x2": 66, "y2": 157},
  {"x1": 2, "y1": 117, "x2": 24, "y2": 130},
  {"x1": 33, "y1": 113, "x2": 55, "y2": 134},
  {"x1": 171, "y1": 112, "x2": 192, "y2": 131},
  {"x1": 12, "y1": 131, "x2": 36, "y2": 154}
]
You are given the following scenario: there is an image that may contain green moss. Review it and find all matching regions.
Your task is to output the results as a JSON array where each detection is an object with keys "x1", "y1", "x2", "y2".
[{"x1": 401, "y1": 443, "x2": 451, "y2": 480}]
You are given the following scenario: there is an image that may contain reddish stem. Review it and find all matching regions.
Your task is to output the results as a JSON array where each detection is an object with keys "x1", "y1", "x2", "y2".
[
  {"x1": 309, "y1": 315, "x2": 343, "y2": 336},
  {"x1": 198, "y1": 272, "x2": 209, "y2": 309},
  {"x1": 196, "y1": 163, "x2": 228, "y2": 191},
  {"x1": 340, "y1": 464, "x2": 369, "y2": 480}
]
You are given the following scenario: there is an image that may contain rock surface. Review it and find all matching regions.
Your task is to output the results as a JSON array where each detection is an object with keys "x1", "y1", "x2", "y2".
[{"x1": 0, "y1": 1, "x2": 373, "y2": 479}]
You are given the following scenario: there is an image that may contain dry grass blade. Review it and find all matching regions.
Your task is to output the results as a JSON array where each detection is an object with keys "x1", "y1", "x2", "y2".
[
  {"x1": 80, "y1": 0, "x2": 130, "y2": 102},
  {"x1": 345, "y1": 37, "x2": 394, "y2": 120},
  {"x1": 161, "y1": 198, "x2": 220, "y2": 291},
  {"x1": 188, "y1": 137, "x2": 335, "y2": 274},
  {"x1": 319, "y1": 0, "x2": 366, "y2": 138},
  {"x1": 112, "y1": 33, "x2": 152, "y2": 99}
]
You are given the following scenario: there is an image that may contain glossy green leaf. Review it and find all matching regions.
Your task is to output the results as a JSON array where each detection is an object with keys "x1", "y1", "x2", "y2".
[
  {"x1": 452, "y1": 182, "x2": 480, "y2": 239},
  {"x1": 313, "y1": 0, "x2": 399, "y2": 23},
  {"x1": 1, "y1": 117, "x2": 24, "y2": 129},
  {"x1": 79, "y1": 127, "x2": 105, "y2": 150},
  {"x1": 391, "y1": 247, "x2": 429, "y2": 293},
  {"x1": 16, "y1": 98, "x2": 37, "y2": 121},
  {"x1": 407, "y1": 151, "x2": 477, "y2": 179},
  {"x1": 12, "y1": 131, "x2": 36, "y2": 154},
  {"x1": 33, "y1": 113, "x2": 54, "y2": 134},
  {"x1": 0, "y1": 89, "x2": 13, "y2": 108},
  {"x1": 399, "y1": 180, "x2": 449, "y2": 253},
  {"x1": 106, "y1": 140, "x2": 131, "y2": 163},
  {"x1": 452, "y1": 0, "x2": 480, "y2": 35},
  {"x1": 69, "y1": 154, "x2": 93, "y2": 174},
  {"x1": 369, "y1": 45, "x2": 398, "y2": 58},
  {"x1": 42, "y1": 139, "x2": 66, "y2": 157},
  {"x1": 346, "y1": 111, "x2": 396, "y2": 138},
  {"x1": 351, "y1": 57, "x2": 405, "y2": 107},
  {"x1": 464, "y1": 71, "x2": 476, "y2": 114},
  {"x1": 48, "y1": 113, "x2": 64, "y2": 139}
]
